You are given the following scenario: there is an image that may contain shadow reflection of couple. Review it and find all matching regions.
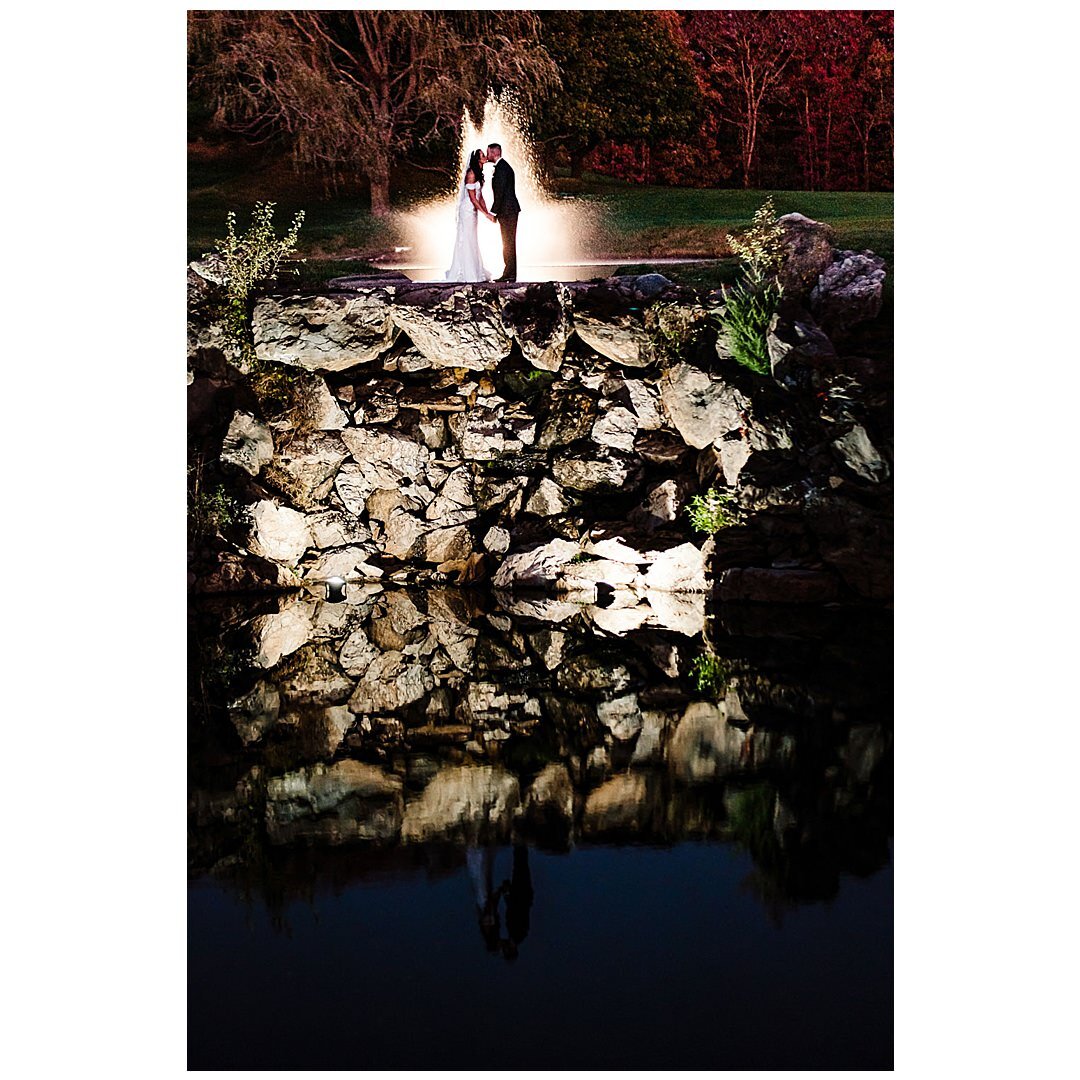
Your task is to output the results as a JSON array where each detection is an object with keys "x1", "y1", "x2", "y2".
[{"x1": 466, "y1": 844, "x2": 534, "y2": 962}]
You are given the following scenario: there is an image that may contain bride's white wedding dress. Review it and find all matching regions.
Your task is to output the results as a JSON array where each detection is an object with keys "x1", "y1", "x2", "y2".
[{"x1": 445, "y1": 181, "x2": 491, "y2": 282}]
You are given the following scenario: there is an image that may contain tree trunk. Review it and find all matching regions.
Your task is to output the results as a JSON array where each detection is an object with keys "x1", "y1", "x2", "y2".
[
  {"x1": 368, "y1": 148, "x2": 392, "y2": 217},
  {"x1": 570, "y1": 148, "x2": 587, "y2": 180}
]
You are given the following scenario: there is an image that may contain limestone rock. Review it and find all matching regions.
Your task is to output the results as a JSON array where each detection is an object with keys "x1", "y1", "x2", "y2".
[
  {"x1": 810, "y1": 251, "x2": 887, "y2": 334},
  {"x1": 660, "y1": 363, "x2": 748, "y2": 449},
  {"x1": 492, "y1": 538, "x2": 581, "y2": 591},
  {"x1": 590, "y1": 406, "x2": 638, "y2": 453},
  {"x1": 348, "y1": 650, "x2": 434, "y2": 714},
  {"x1": 767, "y1": 306, "x2": 838, "y2": 390},
  {"x1": 253, "y1": 292, "x2": 399, "y2": 371},
  {"x1": 265, "y1": 431, "x2": 349, "y2": 509},
  {"x1": 552, "y1": 453, "x2": 634, "y2": 493},
  {"x1": 423, "y1": 523, "x2": 474, "y2": 565},
  {"x1": 643, "y1": 543, "x2": 709, "y2": 593},
  {"x1": 668, "y1": 701, "x2": 744, "y2": 783},
  {"x1": 574, "y1": 313, "x2": 654, "y2": 367},
  {"x1": 248, "y1": 500, "x2": 313, "y2": 566},
  {"x1": 832, "y1": 424, "x2": 890, "y2": 483},
  {"x1": 525, "y1": 476, "x2": 569, "y2": 517},
  {"x1": 306, "y1": 510, "x2": 370, "y2": 550},
  {"x1": 220, "y1": 412, "x2": 274, "y2": 477},
  {"x1": 483, "y1": 526, "x2": 510, "y2": 554},
  {"x1": 340, "y1": 427, "x2": 431, "y2": 489},
  {"x1": 338, "y1": 626, "x2": 379, "y2": 677},
  {"x1": 777, "y1": 213, "x2": 838, "y2": 296},
  {"x1": 390, "y1": 287, "x2": 513, "y2": 370},
  {"x1": 305, "y1": 545, "x2": 375, "y2": 581},
  {"x1": 536, "y1": 390, "x2": 598, "y2": 450},
  {"x1": 448, "y1": 407, "x2": 536, "y2": 460},
  {"x1": 501, "y1": 281, "x2": 572, "y2": 371},
  {"x1": 251, "y1": 604, "x2": 315, "y2": 668},
  {"x1": 597, "y1": 693, "x2": 643, "y2": 741}
]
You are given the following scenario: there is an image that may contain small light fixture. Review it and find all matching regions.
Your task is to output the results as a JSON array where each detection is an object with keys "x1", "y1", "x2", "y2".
[{"x1": 325, "y1": 577, "x2": 347, "y2": 603}]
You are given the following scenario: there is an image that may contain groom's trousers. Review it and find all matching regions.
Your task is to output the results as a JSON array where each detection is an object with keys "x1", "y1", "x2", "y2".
[{"x1": 498, "y1": 212, "x2": 519, "y2": 281}]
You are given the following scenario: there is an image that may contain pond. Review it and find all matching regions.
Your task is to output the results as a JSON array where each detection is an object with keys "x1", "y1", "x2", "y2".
[{"x1": 188, "y1": 586, "x2": 892, "y2": 1070}]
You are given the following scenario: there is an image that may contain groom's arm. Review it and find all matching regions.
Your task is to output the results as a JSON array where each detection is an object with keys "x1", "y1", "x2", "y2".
[{"x1": 490, "y1": 166, "x2": 503, "y2": 217}]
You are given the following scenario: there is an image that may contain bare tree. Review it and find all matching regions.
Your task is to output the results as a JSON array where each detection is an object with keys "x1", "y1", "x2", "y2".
[
  {"x1": 189, "y1": 11, "x2": 559, "y2": 216},
  {"x1": 685, "y1": 11, "x2": 798, "y2": 188}
]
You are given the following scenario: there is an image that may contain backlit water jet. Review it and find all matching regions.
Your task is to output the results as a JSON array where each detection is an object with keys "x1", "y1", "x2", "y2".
[{"x1": 392, "y1": 94, "x2": 604, "y2": 281}]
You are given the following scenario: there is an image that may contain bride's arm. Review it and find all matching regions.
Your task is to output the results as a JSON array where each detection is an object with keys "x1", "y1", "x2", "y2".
[{"x1": 476, "y1": 188, "x2": 495, "y2": 222}]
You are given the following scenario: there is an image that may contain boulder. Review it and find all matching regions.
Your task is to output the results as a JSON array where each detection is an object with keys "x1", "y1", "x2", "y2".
[
  {"x1": 536, "y1": 390, "x2": 598, "y2": 450},
  {"x1": 389, "y1": 287, "x2": 513, "y2": 370},
  {"x1": 305, "y1": 545, "x2": 375, "y2": 581},
  {"x1": 660, "y1": 363, "x2": 748, "y2": 449},
  {"x1": 596, "y1": 693, "x2": 643, "y2": 741},
  {"x1": 777, "y1": 213, "x2": 838, "y2": 296},
  {"x1": 248, "y1": 500, "x2": 313, "y2": 566},
  {"x1": 501, "y1": 281, "x2": 572, "y2": 371},
  {"x1": 582, "y1": 774, "x2": 649, "y2": 834},
  {"x1": 667, "y1": 701, "x2": 744, "y2": 783},
  {"x1": 767, "y1": 305, "x2": 838, "y2": 391},
  {"x1": 338, "y1": 626, "x2": 379, "y2": 677},
  {"x1": 643, "y1": 542, "x2": 709, "y2": 593},
  {"x1": 552, "y1": 453, "x2": 635, "y2": 493},
  {"x1": 483, "y1": 526, "x2": 510, "y2": 554},
  {"x1": 252, "y1": 291, "x2": 399, "y2": 371},
  {"x1": 264, "y1": 431, "x2": 349, "y2": 509},
  {"x1": 300, "y1": 377, "x2": 349, "y2": 430},
  {"x1": 348, "y1": 650, "x2": 434, "y2": 713},
  {"x1": 220, "y1": 412, "x2": 274, "y2": 477},
  {"x1": 832, "y1": 424, "x2": 890, "y2": 483},
  {"x1": 810, "y1": 251, "x2": 887, "y2": 334},
  {"x1": 525, "y1": 476, "x2": 569, "y2": 517},
  {"x1": 590, "y1": 406, "x2": 638, "y2": 453},
  {"x1": 448, "y1": 407, "x2": 536, "y2": 460},
  {"x1": 492, "y1": 538, "x2": 581, "y2": 591},
  {"x1": 573, "y1": 313, "x2": 654, "y2": 367},
  {"x1": 306, "y1": 510, "x2": 370, "y2": 550},
  {"x1": 340, "y1": 427, "x2": 431, "y2": 489},
  {"x1": 423, "y1": 523, "x2": 474, "y2": 565},
  {"x1": 382, "y1": 509, "x2": 431, "y2": 560},
  {"x1": 251, "y1": 604, "x2": 315, "y2": 668}
]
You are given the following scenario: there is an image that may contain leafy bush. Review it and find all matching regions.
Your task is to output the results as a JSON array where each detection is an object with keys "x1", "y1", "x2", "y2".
[
  {"x1": 729, "y1": 195, "x2": 786, "y2": 285},
  {"x1": 721, "y1": 277, "x2": 781, "y2": 375},
  {"x1": 211, "y1": 202, "x2": 305, "y2": 360},
  {"x1": 686, "y1": 487, "x2": 740, "y2": 533},
  {"x1": 690, "y1": 652, "x2": 731, "y2": 697},
  {"x1": 189, "y1": 480, "x2": 246, "y2": 538},
  {"x1": 719, "y1": 197, "x2": 785, "y2": 375},
  {"x1": 646, "y1": 301, "x2": 708, "y2": 364}
]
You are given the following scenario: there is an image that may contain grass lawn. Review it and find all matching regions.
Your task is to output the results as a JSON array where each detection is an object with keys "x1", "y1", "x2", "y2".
[{"x1": 188, "y1": 153, "x2": 892, "y2": 297}]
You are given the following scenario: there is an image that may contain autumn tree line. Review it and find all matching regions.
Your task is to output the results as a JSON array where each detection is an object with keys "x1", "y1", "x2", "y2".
[{"x1": 188, "y1": 10, "x2": 893, "y2": 216}]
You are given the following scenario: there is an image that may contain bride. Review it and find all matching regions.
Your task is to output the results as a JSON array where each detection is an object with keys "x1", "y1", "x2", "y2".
[{"x1": 445, "y1": 148, "x2": 496, "y2": 282}]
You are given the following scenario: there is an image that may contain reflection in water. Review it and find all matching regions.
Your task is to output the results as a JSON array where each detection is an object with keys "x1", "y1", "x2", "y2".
[
  {"x1": 189, "y1": 585, "x2": 891, "y2": 1066},
  {"x1": 467, "y1": 845, "x2": 534, "y2": 961}
]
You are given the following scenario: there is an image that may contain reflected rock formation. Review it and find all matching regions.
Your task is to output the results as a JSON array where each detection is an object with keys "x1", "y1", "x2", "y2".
[{"x1": 190, "y1": 586, "x2": 891, "y2": 913}]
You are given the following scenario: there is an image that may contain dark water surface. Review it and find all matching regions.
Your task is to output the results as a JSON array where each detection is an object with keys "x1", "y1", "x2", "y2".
[{"x1": 189, "y1": 586, "x2": 892, "y2": 1070}]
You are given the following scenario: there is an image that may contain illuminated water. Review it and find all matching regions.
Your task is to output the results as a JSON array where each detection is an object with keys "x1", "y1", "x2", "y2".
[{"x1": 188, "y1": 589, "x2": 893, "y2": 1069}]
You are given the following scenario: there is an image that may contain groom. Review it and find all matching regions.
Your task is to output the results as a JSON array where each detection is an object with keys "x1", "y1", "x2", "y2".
[{"x1": 487, "y1": 143, "x2": 520, "y2": 282}]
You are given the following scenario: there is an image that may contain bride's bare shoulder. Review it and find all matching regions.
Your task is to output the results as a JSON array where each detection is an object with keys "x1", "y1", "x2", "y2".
[{"x1": 465, "y1": 168, "x2": 477, "y2": 184}]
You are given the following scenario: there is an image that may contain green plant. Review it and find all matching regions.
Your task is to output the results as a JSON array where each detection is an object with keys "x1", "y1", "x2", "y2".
[
  {"x1": 646, "y1": 300, "x2": 707, "y2": 364},
  {"x1": 729, "y1": 195, "x2": 786, "y2": 285},
  {"x1": 686, "y1": 487, "x2": 740, "y2": 533},
  {"x1": 690, "y1": 652, "x2": 731, "y2": 697},
  {"x1": 189, "y1": 481, "x2": 246, "y2": 538},
  {"x1": 720, "y1": 277, "x2": 781, "y2": 375},
  {"x1": 211, "y1": 201, "x2": 305, "y2": 362}
]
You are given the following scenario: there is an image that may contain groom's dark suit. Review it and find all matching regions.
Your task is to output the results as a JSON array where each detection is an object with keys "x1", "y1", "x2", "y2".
[{"x1": 490, "y1": 158, "x2": 520, "y2": 281}]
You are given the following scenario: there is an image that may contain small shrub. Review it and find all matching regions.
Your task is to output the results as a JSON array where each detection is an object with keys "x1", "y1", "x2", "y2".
[
  {"x1": 690, "y1": 652, "x2": 732, "y2": 697},
  {"x1": 211, "y1": 202, "x2": 305, "y2": 362},
  {"x1": 720, "y1": 277, "x2": 781, "y2": 375},
  {"x1": 189, "y1": 481, "x2": 246, "y2": 538},
  {"x1": 686, "y1": 487, "x2": 740, "y2": 533},
  {"x1": 646, "y1": 301, "x2": 707, "y2": 364},
  {"x1": 730, "y1": 195, "x2": 786, "y2": 285}
]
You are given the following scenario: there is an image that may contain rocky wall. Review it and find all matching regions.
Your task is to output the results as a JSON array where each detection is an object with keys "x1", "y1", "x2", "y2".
[{"x1": 188, "y1": 214, "x2": 891, "y2": 603}]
